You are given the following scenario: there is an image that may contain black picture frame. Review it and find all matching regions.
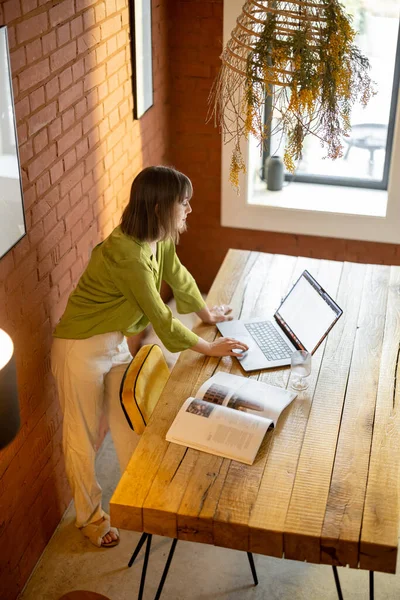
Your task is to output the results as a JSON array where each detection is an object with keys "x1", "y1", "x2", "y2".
[
  {"x1": 128, "y1": 0, "x2": 154, "y2": 119},
  {"x1": 0, "y1": 26, "x2": 26, "y2": 259}
]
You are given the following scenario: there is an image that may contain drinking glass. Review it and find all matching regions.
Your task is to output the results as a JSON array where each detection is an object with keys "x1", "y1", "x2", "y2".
[{"x1": 290, "y1": 350, "x2": 312, "y2": 391}]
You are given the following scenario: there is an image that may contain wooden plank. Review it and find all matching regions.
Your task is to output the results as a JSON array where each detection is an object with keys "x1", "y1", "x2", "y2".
[
  {"x1": 141, "y1": 252, "x2": 284, "y2": 538},
  {"x1": 175, "y1": 252, "x2": 281, "y2": 545},
  {"x1": 247, "y1": 259, "x2": 343, "y2": 558},
  {"x1": 321, "y1": 265, "x2": 390, "y2": 568},
  {"x1": 213, "y1": 259, "x2": 342, "y2": 553},
  {"x1": 284, "y1": 262, "x2": 367, "y2": 564},
  {"x1": 109, "y1": 249, "x2": 251, "y2": 530},
  {"x1": 360, "y1": 266, "x2": 400, "y2": 574}
]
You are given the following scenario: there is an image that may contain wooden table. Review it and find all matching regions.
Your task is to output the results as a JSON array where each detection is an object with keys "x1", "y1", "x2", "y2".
[{"x1": 110, "y1": 250, "x2": 400, "y2": 583}]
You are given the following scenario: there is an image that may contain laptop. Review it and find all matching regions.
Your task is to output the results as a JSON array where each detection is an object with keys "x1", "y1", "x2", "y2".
[{"x1": 217, "y1": 270, "x2": 343, "y2": 372}]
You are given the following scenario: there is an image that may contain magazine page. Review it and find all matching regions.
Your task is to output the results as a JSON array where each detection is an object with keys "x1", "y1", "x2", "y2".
[
  {"x1": 166, "y1": 397, "x2": 271, "y2": 465},
  {"x1": 196, "y1": 372, "x2": 296, "y2": 426}
]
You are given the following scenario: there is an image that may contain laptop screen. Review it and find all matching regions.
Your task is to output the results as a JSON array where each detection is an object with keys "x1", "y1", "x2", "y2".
[{"x1": 275, "y1": 271, "x2": 342, "y2": 353}]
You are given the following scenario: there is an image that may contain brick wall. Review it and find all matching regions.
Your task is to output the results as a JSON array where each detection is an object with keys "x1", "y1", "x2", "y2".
[
  {"x1": 169, "y1": 0, "x2": 400, "y2": 292},
  {"x1": 0, "y1": 1, "x2": 169, "y2": 598}
]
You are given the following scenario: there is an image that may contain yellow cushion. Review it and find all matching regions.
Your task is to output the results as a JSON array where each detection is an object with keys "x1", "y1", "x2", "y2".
[{"x1": 120, "y1": 344, "x2": 170, "y2": 435}]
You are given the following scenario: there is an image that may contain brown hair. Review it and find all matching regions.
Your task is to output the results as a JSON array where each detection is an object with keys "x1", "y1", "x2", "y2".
[{"x1": 120, "y1": 166, "x2": 193, "y2": 243}]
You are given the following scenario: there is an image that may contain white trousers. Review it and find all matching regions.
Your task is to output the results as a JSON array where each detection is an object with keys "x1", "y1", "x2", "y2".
[{"x1": 51, "y1": 332, "x2": 140, "y2": 528}]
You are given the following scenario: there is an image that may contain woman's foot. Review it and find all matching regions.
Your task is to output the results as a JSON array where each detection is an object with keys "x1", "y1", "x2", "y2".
[
  {"x1": 92, "y1": 516, "x2": 118, "y2": 545},
  {"x1": 80, "y1": 515, "x2": 120, "y2": 548}
]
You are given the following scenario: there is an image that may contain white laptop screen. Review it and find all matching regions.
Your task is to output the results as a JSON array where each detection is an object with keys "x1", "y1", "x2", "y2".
[{"x1": 275, "y1": 271, "x2": 342, "y2": 353}]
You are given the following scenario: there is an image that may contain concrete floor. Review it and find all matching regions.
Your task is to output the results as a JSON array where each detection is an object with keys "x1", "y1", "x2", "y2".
[{"x1": 18, "y1": 303, "x2": 400, "y2": 599}]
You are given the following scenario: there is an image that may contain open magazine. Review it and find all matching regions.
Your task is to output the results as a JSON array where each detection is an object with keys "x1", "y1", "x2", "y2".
[{"x1": 166, "y1": 372, "x2": 297, "y2": 465}]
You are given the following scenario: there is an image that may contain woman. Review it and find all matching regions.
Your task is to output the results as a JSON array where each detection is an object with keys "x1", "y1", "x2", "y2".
[{"x1": 51, "y1": 166, "x2": 248, "y2": 548}]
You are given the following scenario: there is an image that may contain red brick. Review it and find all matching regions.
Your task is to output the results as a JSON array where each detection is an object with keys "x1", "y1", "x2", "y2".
[
  {"x1": 58, "y1": 232, "x2": 72, "y2": 258},
  {"x1": 83, "y1": 8, "x2": 95, "y2": 30},
  {"x1": 105, "y1": 0, "x2": 117, "y2": 18},
  {"x1": 58, "y1": 270, "x2": 72, "y2": 296},
  {"x1": 4, "y1": 0, "x2": 22, "y2": 23},
  {"x1": 56, "y1": 195, "x2": 70, "y2": 220},
  {"x1": 49, "y1": 0, "x2": 75, "y2": 27},
  {"x1": 82, "y1": 104, "x2": 103, "y2": 134},
  {"x1": 57, "y1": 122, "x2": 83, "y2": 156},
  {"x1": 27, "y1": 101, "x2": 56, "y2": 136},
  {"x1": 42, "y1": 30, "x2": 57, "y2": 55},
  {"x1": 37, "y1": 221, "x2": 65, "y2": 261},
  {"x1": 26, "y1": 38, "x2": 43, "y2": 63},
  {"x1": 71, "y1": 16, "x2": 84, "y2": 39},
  {"x1": 50, "y1": 248, "x2": 77, "y2": 284},
  {"x1": 75, "y1": 98, "x2": 87, "y2": 120},
  {"x1": 5, "y1": 252, "x2": 37, "y2": 293},
  {"x1": 57, "y1": 22, "x2": 71, "y2": 46},
  {"x1": 76, "y1": 0, "x2": 98, "y2": 11},
  {"x1": 95, "y1": 2, "x2": 106, "y2": 23},
  {"x1": 60, "y1": 163, "x2": 84, "y2": 197},
  {"x1": 76, "y1": 137, "x2": 89, "y2": 160},
  {"x1": 28, "y1": 145, "x2": 57, "y2": 182},
  {"x1": 17, "y1": 13, "x2": 48, "y2": 44},
  {"x1": 29, "y1": 86, "x2": 45, "y2": 111},
  {"x1": 19, "y1": 58, "x2": 50, "y2": 93},
  {"x1": 100, "y1": 14, "x2": 120, "y2": 39},
  {"x1": 69, "y1": 181, "x2": 83, "y2": 207},
  {"x1": 6, "y1": 26, "x2": 16, "y2": 49},
  {"x1": 22, "y1": 185, "x2": 36, "y2": 211},
  {"x1": 72, "y1": 58, "x2": 85, "y2": 82},
  {"x1": 71, "y1": 257, "x2": 84, "y2": 283},
  {"x1": 44, "y1": 205, "x2": 58, "y2": 234},
  {"x1": 22, "y1": 0, "x2": 38, "y2": 15},
  {"x1": 50, "y1": 41, "x2": 77, "y2": 72},
  {"x1": 59, "y1": 67, "x2": 73, "y2": 91},
  {"x1": 61, "y1": 107, "x2": 74, "y2": 131},
  {"x1": 63, "y1": 148, "x2": 77, "y2": 171},
  {"x1": 58, "y1": 81, "x2": 84, "y2": 112},
  {"x1": 10, "y1": 47, "x2": 26, "y2": 72},
  {"x1": 106, "y1": 49, "x2": 125, "y2": 78},
  {"x1": 45, "y1": 77, "x2": 60, "y2": 101},
  {"x1": 106, "y1": 35, "x2": 117, "y2": 56},
  {"x1": 33, "y1": 129, "x2": 49, "y2": 154},
  {"x1": 28, "y1": 220, "x2": 45, "y2": 248},
  {"x1": 36, "y1": 171, "x2": 51, "y2": 196},
  {"x1": 48, "y1": 117, "x2": 62, "y2": 141},
  {"x1": 83, "y1": 63, "x2": 106, "y2": 92},
  {"x1": 50, "y1": 160, "x2": 64, "y2": 185},
  {"x1": 19, "y1": 139, "x2": 34, "y2": 164}
]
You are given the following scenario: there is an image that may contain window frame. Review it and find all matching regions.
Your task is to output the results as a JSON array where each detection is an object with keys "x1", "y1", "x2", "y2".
[{"x1": 261, "y1": 22, "x2": 400, "y2": 191}]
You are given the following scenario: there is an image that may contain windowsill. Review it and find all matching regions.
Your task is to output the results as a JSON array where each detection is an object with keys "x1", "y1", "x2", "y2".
[{"x1": 250, "y1": 180, "x2": 388, "y2": 218}]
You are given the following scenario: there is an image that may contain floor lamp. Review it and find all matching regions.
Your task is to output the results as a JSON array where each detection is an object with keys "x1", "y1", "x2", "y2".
[{"x1": 0, "y1": 328, "x2": 20, "y2": 449}]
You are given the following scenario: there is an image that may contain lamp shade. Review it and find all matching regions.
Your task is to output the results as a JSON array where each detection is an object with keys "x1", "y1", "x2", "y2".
[{"x1": 0, "y1": 328, "x2": 20, "y2": 449}]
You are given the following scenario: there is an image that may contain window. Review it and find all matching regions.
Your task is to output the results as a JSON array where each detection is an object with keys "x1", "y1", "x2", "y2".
[
  {"x1": 221, "y1": 0, "x2": 400, "y2": 244},
  {"x1": 263, "y1": 1, "x2": 400, "y2": 191}
]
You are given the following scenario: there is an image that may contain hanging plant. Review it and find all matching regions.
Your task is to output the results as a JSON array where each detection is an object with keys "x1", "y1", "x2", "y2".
[{"x1": 209, "y1": 0, "x2": 374, "y2": 189}]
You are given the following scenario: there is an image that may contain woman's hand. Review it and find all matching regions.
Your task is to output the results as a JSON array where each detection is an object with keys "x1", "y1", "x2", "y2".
[
  {"x1": 196, "y1": 304, "x2": 234, "y2": 325},
  {"x1": 191, "y1": 336, "x2": 249, "y2": 357}
]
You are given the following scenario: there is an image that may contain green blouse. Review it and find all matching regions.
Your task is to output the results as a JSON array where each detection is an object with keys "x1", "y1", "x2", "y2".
[{"x1": 53, "y1": 226, "x2": 206, "y2": 353}]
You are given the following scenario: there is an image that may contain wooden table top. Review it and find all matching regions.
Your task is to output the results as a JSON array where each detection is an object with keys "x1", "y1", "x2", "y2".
[{"x1": 110, "y1": 250, "x2": 400, "y2": 574}]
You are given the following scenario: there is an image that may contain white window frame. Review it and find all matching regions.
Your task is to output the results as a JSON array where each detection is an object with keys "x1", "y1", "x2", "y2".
[{"x1": 221, "y1": 0, "x2": 400, "y2": 244}]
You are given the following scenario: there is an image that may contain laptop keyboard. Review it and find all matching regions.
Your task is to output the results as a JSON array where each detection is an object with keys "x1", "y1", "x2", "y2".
[{"x1": 244, "y1": 321, "x2": 293, "y2": 361}]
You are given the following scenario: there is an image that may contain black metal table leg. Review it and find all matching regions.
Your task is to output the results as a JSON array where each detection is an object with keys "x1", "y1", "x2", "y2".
[
  {"x1": 138, "y1": 533, "x2": 152, "y2": 600},
  {"x1": 370, "y1": 571, "x2": 374, "y2": 600},
  {"x1": 332, "y1": 566, "x2": 344, "y2": 600},
  {"x1": 129, "y1": 532, "x2": 149, "y2": 567},
  {"x1": 154, "y1": 538, "x2": 178, "y2": 600},
  {"x1": 247, "y1": 552, "x2": 258, "y2": 585}
]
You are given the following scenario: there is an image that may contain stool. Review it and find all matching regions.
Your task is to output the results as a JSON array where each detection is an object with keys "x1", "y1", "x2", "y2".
[{"x1": 58, "y1": 592, "x2": 111, "y2": 600}]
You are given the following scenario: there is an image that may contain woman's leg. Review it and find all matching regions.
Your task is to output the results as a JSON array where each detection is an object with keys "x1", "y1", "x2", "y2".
[
  {"x1": 51, "y1": 336, "x2": 113, "y2": 529},
  {"x1": 104, "y1": 337, "x2": 140, "y2": 473}
]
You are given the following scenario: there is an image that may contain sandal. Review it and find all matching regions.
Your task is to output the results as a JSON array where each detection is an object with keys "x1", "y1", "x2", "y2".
[{"x1": 81, "y1": 514, "x2": 120, "y2": 548}]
